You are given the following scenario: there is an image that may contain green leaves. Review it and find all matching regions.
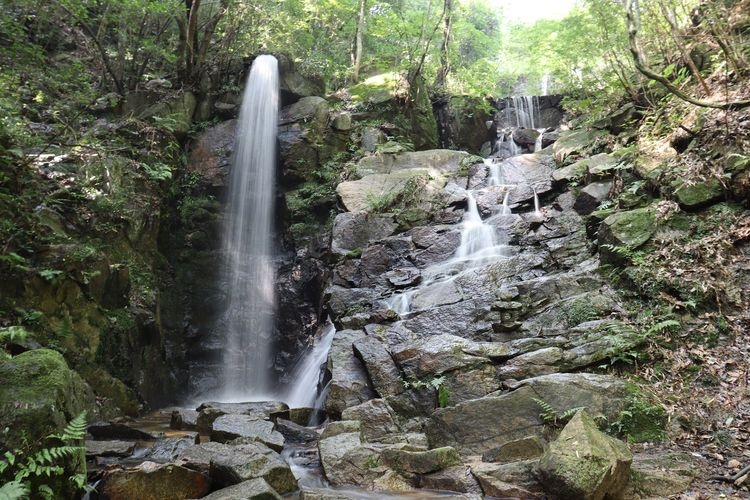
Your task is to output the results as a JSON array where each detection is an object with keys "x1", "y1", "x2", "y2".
[{"x1": 0, "y1": 411, "x2": 87, "y2": 498}]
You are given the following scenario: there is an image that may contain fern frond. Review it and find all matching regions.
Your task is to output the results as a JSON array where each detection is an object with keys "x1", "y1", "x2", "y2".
[
  {"x1": 0, "y1": 480, "x2": 29, "y2": 500},
  {"x1": 645, "y1": 319, "x2": 680, "y2": 335},
  {"x1": 53, "y1": 412, "x2": 87, "y2": 442},
  {"x1": 560, "y1": 406, "x2": 586, "y2": 420}
]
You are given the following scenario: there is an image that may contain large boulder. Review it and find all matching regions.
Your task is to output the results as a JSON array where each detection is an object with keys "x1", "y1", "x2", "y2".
[
  {"x1": 380, "y1": 446, "x2": 461, "y2": 474},
  {"x1": 0, "y1": 348, "x2": 95, "y2": 451},
  {"x1": 672, "y1": 178, "x2": 724, "y2": 209},
  {"x1": 598, "y1": 207, "x2": 657, "y2": 264},
  {"x1": 186, "y1": 119, "x2": 236, "y2": 189},
  {"x1": 426, "y1": 373, "x2": 627, "y2": 455},
  {"x1": 200, "y1": 478, "x2": 281, "y2": 500},
  {"x1": 325, "y1": 330, "x2": 376, "y2": 418},
  {"x1": 318, "y1": 431, "x2": 383, "y2": 487},
  {"x1": 536, "y1": 410, "x2": 633, "y2": 500},
  {"x1": 553, "y1": 129, "x2": 605, "y2": 163},
  {"x1": 178, "y1": 441, "x2": 297, "y2": 493},
  {"x1": 331, "y1": 213, "x2": 397, "y2": 256},
  {"x1": 210, "y1": 414, "x2": 284, "y2": 451},
  {"x1": 98, "y1": 461, "x2": 210, "y2": 500},
  {"x1": 439, "y1": 96, "x2": 494, "y2": 154}
]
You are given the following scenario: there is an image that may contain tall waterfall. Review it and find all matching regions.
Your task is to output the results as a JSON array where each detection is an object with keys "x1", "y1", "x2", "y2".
[{"x1": 221, "y1": 55, "x2": 279, "y2": 400}]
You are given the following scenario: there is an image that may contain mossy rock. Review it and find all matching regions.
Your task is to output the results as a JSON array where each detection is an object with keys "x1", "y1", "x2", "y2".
[
  {"x1": 537, "y1": 410, "x2": 633, "y2": 500},
  {"x1": 672, "y1": 178, "x2": 724, "y2": 209},
  {"x1": 80, "y1": 366, "x2": 140, "y2": 417},
  {"x1": 349, "y1": 73, "x2": 407, "y2": 105},
  {"x1": 0, "y1": 348, "x2": 95, "y2": 451},
  {"x1": 553, "y1": 129, "x2": 606, "y2": 163},
  {"x1": 598, "y1": 207, "x2": 657, "y2": 264}
]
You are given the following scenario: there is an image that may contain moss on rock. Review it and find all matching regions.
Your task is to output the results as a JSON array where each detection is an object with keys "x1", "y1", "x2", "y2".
[{"x1": 0, "y1": 348, "x2": 95, "y2": 450}]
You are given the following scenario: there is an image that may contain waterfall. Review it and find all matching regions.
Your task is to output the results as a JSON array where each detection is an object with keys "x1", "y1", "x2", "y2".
[
  {"x1": 285, "y1": 323, "x2": 336, "y2": 409},
  {"x1": 221, "y1": 55, "x2": 279, "y2": 400},
  {"x1": 508, "y1": 96, "x2": 541, "y2": 129}
]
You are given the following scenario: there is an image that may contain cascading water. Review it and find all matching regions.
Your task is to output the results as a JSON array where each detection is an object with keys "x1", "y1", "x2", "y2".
[
  {"x1": 285, "y1": 323, "x2": 336, "y2": 409},
  {"x1": 221, "y1": 55, "x2": 279, "y2": 400}
]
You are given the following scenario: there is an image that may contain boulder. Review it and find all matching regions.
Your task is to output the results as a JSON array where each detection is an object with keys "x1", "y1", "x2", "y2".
[
  {"x1": 513, "y1": 128, "x2": 541, "y2": 147},
  {"x1": 170, "y1": 408, "x2": 199, "y2": 430},
  {"x1": 85, "y1": 440, "x2": 137, "y2": 458},
  {"x1": 336, "y1": 168, "x2": 440, "y2": 213},
  {"x1": 87, "y1": 421, "x2": 158, "y2": 441},
  {"x1": 541, "y1": 130, "x2": 559, "y2": 148},
  {"x1": 380, "y1": 446, "x2": 461, "y2": 474},
  {"x1": 354, "y1": 149, "x2": 469, "y2": 177},
  {"x1": 196, "y1": 401, "x2": 287, "y2": 434},
  {"x1": 330, "y1": 111, "x2": 352, "y2": 131},
  {"x1": 672, "y1": 178, "x2": 724, "y2": 209},
  {"x1": 138, "y1": 91, "x2": 197, "y2": 139},
  {"x1": 471, "y1": 460, "x2": 545, "y2": 499},
  {"x1": 280, "y1": 96, "x2": 329, "y2": 126},
  {"x1": 587, "y1": 153, "x2": 619, "y2": 177},
  {"x1": 360, "y1": 127, "x2": 386, "y2": 152},
  {"x1": 623, "y1": 450, "x2": 701, "y2": 499},
  {"x1": 553, "y1": 158, "x2": 588, "y2": 182},
  {"x1": 142, "y1": 436, "x2": 198, "y2": 461},
  {"x1": 325, "y1": 330, "x2": 376, "y2": 418},
  {"x1": 553, "y1": 129, "x2": 604, "y2": 163},
  {"x1": 598, "y1": 207, "x2": 656, "y2": 263},
  {"x1": 352, "y1": 335, "x2": 404, "y2": 397},
  {"x1": 340, "y1": 399, "x2": 400, "y2": 441},
  {"x1": 330, "y1": 212, "x2": 397, "y2": 256},
  {"x1": 200, "y1": 478, "x2": 281, "y2": 500},
  {"x1": 418, "y1": 466, "x2": 483, "y2": 495},
  {"x1": 210, "y1": 414, "x2": 284, "y2": 451},
  {"x1": 0, "y1": 349, "x2": 95, "y2": 451},
  {"x1": 574, "y1": 181, "x2": 612, "y2": 215},
  {"x1": 98, "y1": 461, "x2": 210, "y2": 500},
  {"x1": 536, "y1": 410, "x2": 632, "y2": 500},
  {"x1": 318, "y1": 431, "x2": 383, "y2": 486},
  {"x1": 178, "y1": 441, "x2": 297, "y2": 493},
  {"x1": 481, "y1": 436, "x2": 546, "y2": 464},
  {"x1": 426, "y1": 373, "x2": 627, "y2": 455},
  {"x1": 186, "y1": 120, "x2": 236, "y2": 188}
]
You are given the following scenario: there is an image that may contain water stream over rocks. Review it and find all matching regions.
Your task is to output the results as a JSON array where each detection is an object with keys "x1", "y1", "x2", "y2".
[{"x1": 82, "y1": 92, "x2": 700, "y2": 498}]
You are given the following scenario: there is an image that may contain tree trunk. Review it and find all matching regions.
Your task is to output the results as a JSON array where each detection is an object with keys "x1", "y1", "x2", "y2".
[
  {"x1": 351, "y1": 0, "x2": 367, "y2": 83},
  {"x1": 434, "y1": 0, "x2": 452, "y2": 90},
  {"x1": 624, "y1": 0, "x2": 750, "y2": 110}
]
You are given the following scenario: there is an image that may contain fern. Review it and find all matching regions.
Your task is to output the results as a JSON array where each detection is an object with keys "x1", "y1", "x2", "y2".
[
  {"x1": 533, "y1": 398, "x2": 585, "y2": 427},
  {"x1": 645, "y1": 319, "x2": 680, "y2": 336},
  {"x1": 0, "y1": 411, "x2": 87, "y2": 498},
  {"x1": 0, "y1": 480, "x2": 29, "y2": 500}
]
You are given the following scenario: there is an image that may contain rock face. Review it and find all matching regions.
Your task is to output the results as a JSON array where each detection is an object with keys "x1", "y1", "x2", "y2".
[{"x1": 536, "y1": 410, "x2": 633, "y2": 500}]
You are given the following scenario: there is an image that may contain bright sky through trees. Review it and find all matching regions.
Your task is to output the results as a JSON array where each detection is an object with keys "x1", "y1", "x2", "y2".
[{"x1": 497, "y1": 0, "x2": 578, "y2": 24}]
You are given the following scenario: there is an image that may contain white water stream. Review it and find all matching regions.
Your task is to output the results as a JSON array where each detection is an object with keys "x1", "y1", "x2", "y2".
[{"x1": 220, "y1": 55, "x2": 279, "y2": 400}]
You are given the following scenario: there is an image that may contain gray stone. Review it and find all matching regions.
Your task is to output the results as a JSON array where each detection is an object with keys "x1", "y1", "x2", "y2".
[
  {"x1": 471, "y1": 460, "x2": 544, "y2": 499},
  {"x1": 354, "y1": 149, "x2": 469, "y2": 177},
  {"x1": 98, "y1": 461, "x2": 210, "y2": 500},
  {"x1": 280, "y1": 96, "x2": 329, "y2": 126},
  {"x1": 553, "y1": 129, "x2": 605, "y2": 163},
  {"x1": 341, "y1": 399, "x2": 400, "y2": 442},
  {"x1": 481, "y1": 436, "x2": 546, "y2": 463},
  {"x1": 360, "y1": 127, "x2": 386, "y2": 153},
  {"x1": 381, "y1": 446, "x2": 461, "y2": 474},
  {"x1": 553, "y1": 158, "x2": 588, "y2": 182},
  {"x1": 623, "y1": 450, "x2": 701, "y2": 499},
  {"x1": 426, "y1": 373, "x2": 627, "y2": 455},
  {"x1": 587, "y1": 153, "x2": 619, "y2": 177},
  {"x1": 536, "y1": 410, "x2": 632, "y2": 500},
  {"x1": 178, "y1": 441, "x2": 297, "y2": 493},
  {"x1": 598, "y1": 207, "x2": 656, "y2": 263},
  {"x1": 200, "y1": 478, "x2": 281, "y2": 500},
  {"x1": 419, "y1": 466, "x2": 483, "y2": 495},
  {"x1": 170, "y1": 408, "x2": 199, "y2": 430},
  {"x1": 85, "y1": 440, "x2": 136, "y2": 458},
  {"x1": 318, "y1": 431, "x2": 382, "y2": 487},
  {"x1": 513, "y1": 128, "x2": 541, "y2": 147},
  {"x1": 325, "y1": 330, "x2": 376, "y2": 418},
  {"x1": 574, "y1": 181, "x2": 612, "y2": 215},
  {"x1": 352, "y1": 336, "x2": 404, "y2": 398},
  {"x1": 331, "y1": 111, "x2": 352, "y2": 131},
  {"x1": 331, "y1": 212, "x2": 397, "y2": 256},
  {"x1": 210, "y1": 414, "x2": 284, "y2": 452}
]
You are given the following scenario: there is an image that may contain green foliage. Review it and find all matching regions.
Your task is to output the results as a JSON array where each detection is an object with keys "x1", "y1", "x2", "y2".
[
  {"x1": 533, "y1": 398, "x2": 586, "y2": 427},
  {"x1": 607, "y1": 394, "x2": 667, "y2": 443},
  {"x1": 0, "y1": 412, "x2": 88, "y2": 499},
  {"x1": 402, "y1": 375, "x2": 450, "y2": 407}
]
